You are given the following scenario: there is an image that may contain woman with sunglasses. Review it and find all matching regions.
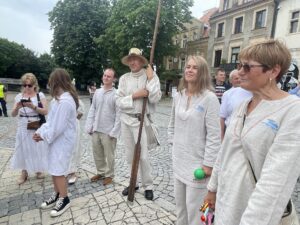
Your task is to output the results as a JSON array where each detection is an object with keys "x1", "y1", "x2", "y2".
[
  {"x1": 11, "y1": 73, "x2": 49, "y2": 184},
  {"x1": 33, "y1": 68, "x2": 79, "y2": 217},
  {"x1": 205, "y1": 39, "x2": 300, "y2": 224}
]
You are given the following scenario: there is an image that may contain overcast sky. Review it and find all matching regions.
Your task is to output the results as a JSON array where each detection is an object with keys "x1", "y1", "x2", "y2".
[{"x1": 0, "y1": 0, "x2": 219, "y2": 55}]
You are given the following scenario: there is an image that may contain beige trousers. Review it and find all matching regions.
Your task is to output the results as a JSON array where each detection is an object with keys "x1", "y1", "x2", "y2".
[
  {"x1": 92, "y1": 132, "x2": 117, "y2": 178},
  {"x1": 174, "y1": 178, "x2": 208, "y2": 225},
  {"x1": 121, "y1": 123, "x2": 153, "y2": 190}
]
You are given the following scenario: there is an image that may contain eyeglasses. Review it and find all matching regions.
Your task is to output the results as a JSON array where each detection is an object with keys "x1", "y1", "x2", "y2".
[
  {"x1": 237, "y1": 63, "x2": 267, "y2": 72},
  {"x1": 23, "y1": 84, "x2": 33, "y2": 88}
]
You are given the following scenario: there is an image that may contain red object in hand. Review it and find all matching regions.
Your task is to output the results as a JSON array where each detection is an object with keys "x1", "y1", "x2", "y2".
[{"x1": 201, "y1": 214, "x2": 206, "y2": 222}]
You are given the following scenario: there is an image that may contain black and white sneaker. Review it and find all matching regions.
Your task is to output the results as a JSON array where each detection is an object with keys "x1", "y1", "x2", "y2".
[
  {"x1": 41, "y1": 192, "x2": 59, "y2": 209},
  {"x1": 50, "y1": 196, "x2": 70, "y2": 217}
]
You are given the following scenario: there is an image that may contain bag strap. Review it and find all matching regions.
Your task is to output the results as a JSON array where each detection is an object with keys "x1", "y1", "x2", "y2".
[
  {"x1": 36, "y1": 93, "x2": 43, "y2": 108},
  {"x1": 241, "y1": 114, "x2": 257, "y2": 183}
]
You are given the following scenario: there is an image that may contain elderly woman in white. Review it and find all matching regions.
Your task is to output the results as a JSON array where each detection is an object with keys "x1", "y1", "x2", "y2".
[
  {"x1": 168, "y1": 55, "x2": 221, "y2": 225},
  {"x1": 205, "y1": 39, "x2": 300, "y2": 225}
]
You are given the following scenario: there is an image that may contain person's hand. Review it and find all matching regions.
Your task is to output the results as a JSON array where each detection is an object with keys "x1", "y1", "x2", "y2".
[
  {"x1": 22, "y1": 101, "x2": 35, "y2": 110},
  {"x1": 146, "y1": 64, "x2": 154, "y2": 80},
  {"x1": 204, "y1": 191, "x2": 216, "y2": 209},
  {"x1": 33, "y1": 133, "x2": 43, "y2": 142},
  {"x1": 132, "y1": 89, "x2": 149, "y2": 99},
  {"x1": 108, "y1": 135, "x2": 116, "y2": 140},
  {"x1": 77, "y1": 113, "x2": 83, "y2": 120},
  {"x1": 202, "y1": 165, "x2": 213, "y2": 177},
  {"x1": 16, "y1": 102, "x2": 23, "y2": 110}
]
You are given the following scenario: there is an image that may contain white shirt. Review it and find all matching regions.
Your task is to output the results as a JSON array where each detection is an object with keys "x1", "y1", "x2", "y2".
[
  {"x1": 168, "y1": 90, "x2": 221, "y2": 188},
  {"x1": 208, "y1": 95, "x2": 300, "y2": 225},
  {"x1": 116, "y1": 69, "x2": 161, "y2": 126},
  {"x1": 220, "y1": 87, "x2": 252, "y2": 127},
  {"x1": 85, "y1": 87, "x2": 120, "y2": 138},
  {"x1": 36, "y1": 92, "x2": 77, "y2": 176}
]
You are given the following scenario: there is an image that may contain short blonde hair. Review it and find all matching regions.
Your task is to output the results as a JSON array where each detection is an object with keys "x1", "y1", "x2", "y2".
[
  {"x1": 239, "y1": 39, "x2": 291, "y2": 82},
  {"x1": 21, "y1": 73, "x2": 39, "y2": 92},
  {"x1": 178, "y1": 56, "x2": 213, "y2": 94}
]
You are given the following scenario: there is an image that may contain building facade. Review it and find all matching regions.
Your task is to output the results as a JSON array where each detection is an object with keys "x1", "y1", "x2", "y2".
[
  {"x1": 274, "y1": 0, "x2": 300, "y2": 67},
  {"x1": 207, "y1": 0, "x2": 275, "y2": 74},
  {"x1": 164, "y1": 17, "x2": 206, "y2": 73}
]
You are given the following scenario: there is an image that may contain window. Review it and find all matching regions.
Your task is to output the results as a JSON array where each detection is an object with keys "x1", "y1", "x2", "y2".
[
  {"x1": 223, "y1": 0, "x2": 229, "y2": 10},
  {"x1": 234, "y1": 17, "x2": 243, "y2": 34},
  {"x1": 217, "y1": 22, "x2": 224, "y2": 37},
  {"x1": 193, "y1": 32, "x2": 198, "y2": 40},
  {"x1": 214, "y1": 50, "x2": 222, "y2": 67},
  {"x1": 290, "y1": 11, "x2": 299, "y2": 33},
  {"x1": 180, "y1": 57, "x2": 185, "y2": 71},
  {"x1": 168, "y1": 58, "x2": 173, "y2": 70},
  {"x1": 231, "y1": 47, "x2": 240, "y2": 64},
  {"x1": 182, "y1": 35, "x2": 187, "y2": 48},
  {"x1": 255, "y1": 10, "x2": 266, "y2": 29}
]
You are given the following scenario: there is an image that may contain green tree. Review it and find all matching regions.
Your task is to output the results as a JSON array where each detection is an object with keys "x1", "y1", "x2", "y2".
[
  {"x1": 0, "y1": 38, "x2": 56, "y2": 88},
  {"x1": 38, "y1": 53, "x2": 57, "y2": 88},
  {"x1": 98, "y1": 0, "x2": 193, "y2": 75},
  {"x1": 49, "y1": 0, "x2": 111, "y2": 87}
]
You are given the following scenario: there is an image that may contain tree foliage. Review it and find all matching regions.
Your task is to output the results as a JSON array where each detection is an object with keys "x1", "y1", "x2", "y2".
[
  {"x1": 49, "y1": 0, "x2": 111, "y2": 85},
  {"x1": 0, "y1": 38, "x2": 56, "y2": 88},
  {"x1": 98, "y1": 0, "x2": 193, "y2": 75}
]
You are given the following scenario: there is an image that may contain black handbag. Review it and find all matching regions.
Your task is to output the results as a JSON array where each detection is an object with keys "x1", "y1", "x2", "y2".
[{"x1": 37, "y1": 93, "x2": 46, "y2": 125}]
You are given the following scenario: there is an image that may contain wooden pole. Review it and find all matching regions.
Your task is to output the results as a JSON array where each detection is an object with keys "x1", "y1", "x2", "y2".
[{"x1": 127, "y1": 0, "x2": 162, "y2": 203}]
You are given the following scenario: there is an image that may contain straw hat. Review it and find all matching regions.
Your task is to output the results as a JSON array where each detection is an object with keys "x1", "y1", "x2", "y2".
[{"x1": 121, "y1": 48, "x2": 148, "y2": 66}]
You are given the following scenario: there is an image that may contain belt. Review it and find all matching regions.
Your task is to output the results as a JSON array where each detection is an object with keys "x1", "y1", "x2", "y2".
[
  {"x1": 125, "y1": 113, "x2": 150, "y2": 121},
  {"x1": 20, "y1": 115, "x2": 39, "y2": 118}
]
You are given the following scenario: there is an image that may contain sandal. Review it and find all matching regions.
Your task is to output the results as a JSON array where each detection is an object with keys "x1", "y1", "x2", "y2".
[
  {"x1": 36, "y1": 172, "x2": 44, "y2": 179},
  {"x1": 68, "y1": 174, "x2": 77, "y2": 184},
  {"x1": 18, "y1": 170, "x2": 28, "y2": 185},
  {"x1": 90, "y1": 174, "x2": 104, "y2": 182}
]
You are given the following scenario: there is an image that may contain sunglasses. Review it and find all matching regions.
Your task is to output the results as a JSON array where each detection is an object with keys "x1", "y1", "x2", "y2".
[
  {"x1": 23, "y1": 84, "x2": 33, "y2": 88},
  {"x1": 237, "y1": 63, "x2": 267, "y2": 72}
]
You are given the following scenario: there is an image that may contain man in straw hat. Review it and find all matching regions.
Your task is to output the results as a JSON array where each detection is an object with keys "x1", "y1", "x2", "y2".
[{"x1": 116, "y1": 48, "x2": 162, "y2": 200}]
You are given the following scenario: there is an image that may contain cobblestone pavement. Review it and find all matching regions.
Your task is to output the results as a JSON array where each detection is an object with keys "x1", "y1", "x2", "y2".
[
  {"x1": 0, "y1": 92, "x2": 176, "y2": 225},
  {"x1": 1, "y1": 92, "x2": 300, "y2": 224}
]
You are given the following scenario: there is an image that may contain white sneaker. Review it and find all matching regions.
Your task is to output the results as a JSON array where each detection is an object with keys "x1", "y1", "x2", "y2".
[
  {"x1": 41, "y1": 192, "x2": 59, "y2": 209},
  {"x1": 50, "y1": 197, "x2": 70, "y2": 217}
]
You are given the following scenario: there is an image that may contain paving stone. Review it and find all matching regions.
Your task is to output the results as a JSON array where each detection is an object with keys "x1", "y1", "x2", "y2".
[{"x1": 2, "y1": 93, "x2": 300, "y2": 224}]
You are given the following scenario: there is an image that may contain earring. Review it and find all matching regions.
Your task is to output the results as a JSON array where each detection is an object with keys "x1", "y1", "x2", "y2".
[{"x1": 269, "y1": 78, "x2": 272, "y2": 84}]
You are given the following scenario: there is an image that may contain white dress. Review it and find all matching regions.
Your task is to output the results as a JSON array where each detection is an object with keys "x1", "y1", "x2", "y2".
[
  {"x1": 11, "y1": 92, "x2": 49, "y2": 174},
  {"x1": 68, "y1": 99, "x2": 85, "y2": 174},
  {"x1": 36, "y1": 92, "x2": 77, "y2": 176}
]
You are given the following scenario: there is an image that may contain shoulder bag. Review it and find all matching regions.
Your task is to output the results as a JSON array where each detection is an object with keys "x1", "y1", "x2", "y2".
[{"x1": 36, "y1": 93, "x2": 46, "y2": 125}]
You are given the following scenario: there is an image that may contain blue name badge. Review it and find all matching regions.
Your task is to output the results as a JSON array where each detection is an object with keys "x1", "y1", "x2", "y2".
[
  {"x1": 195, "y1": 105, "x2": 204, "y2": 112},
  {"x1": 263, "y1": 119, "x2": 279, "y2": 132}
]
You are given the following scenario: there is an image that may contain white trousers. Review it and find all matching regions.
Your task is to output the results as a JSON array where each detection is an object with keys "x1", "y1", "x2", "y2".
[
  {"x1": 121, "y1": 122, "x2": 153, "y2": 190},
  {"x1": 174, "y1": 178, "x2": 208, "y2": 225}
]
